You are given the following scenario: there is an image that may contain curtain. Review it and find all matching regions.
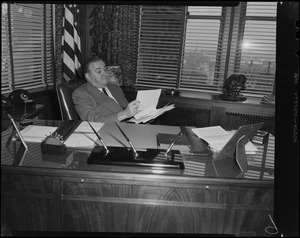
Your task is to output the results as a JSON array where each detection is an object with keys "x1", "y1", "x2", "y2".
[{"x1": 90, "y1": 5, "x2": 139, "y2": 86}]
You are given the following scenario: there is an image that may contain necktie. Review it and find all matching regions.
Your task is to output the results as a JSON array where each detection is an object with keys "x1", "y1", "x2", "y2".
[
  {"x1": 102, "y1": 87, "x2": 108, "y2": 96},
  {"x1": 102, "y1": 87, "x2": 120, "y2": 106}
]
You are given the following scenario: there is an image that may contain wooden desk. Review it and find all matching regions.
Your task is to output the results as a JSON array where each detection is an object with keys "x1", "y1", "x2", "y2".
[{"x1": 1, "y1": 120, "x2": 274, "y2": 236}]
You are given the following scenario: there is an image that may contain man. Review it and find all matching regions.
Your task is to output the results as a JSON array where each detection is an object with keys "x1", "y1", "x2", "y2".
[{"x1": 72, "y1": 57, "x2": 140, "y2": 122}]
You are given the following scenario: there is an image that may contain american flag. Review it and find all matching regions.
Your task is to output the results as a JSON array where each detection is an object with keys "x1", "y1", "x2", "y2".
[{"x1": 62, "y1": 4, "x2": 82, "y2": 82}]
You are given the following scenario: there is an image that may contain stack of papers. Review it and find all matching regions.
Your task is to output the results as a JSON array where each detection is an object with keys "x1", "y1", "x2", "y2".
[
  {"x1": 191, "y1": 126, "x2": 258, "y2": 154},
  {"x1": 19, "y1": 122, "x2": 105, "y2": 149},
  {"x1": 129, "y1": 104, "x2": 175, "y2": 124},
  {"x1": 20, "y1": 125, "x2": 58, "y2": 143},
  {"x1": 128, "y1": 89, "x2": 175, "y2": 124}
]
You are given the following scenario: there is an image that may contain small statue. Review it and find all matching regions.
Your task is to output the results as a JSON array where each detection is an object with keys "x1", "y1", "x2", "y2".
[{"x1": 219, "y1": 74, "x2": 247, "y2": 101}]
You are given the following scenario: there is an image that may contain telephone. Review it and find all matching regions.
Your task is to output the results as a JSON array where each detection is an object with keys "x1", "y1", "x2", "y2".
[{"x1": 8, "y1": 89, "x2": 36, "y2": 108}]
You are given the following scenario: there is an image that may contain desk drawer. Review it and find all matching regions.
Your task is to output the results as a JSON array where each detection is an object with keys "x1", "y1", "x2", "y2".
[
  {"x1": 61, "y1": 178, "x2": 228, "y2": 204},
  {"x1": 60, "y1": 178, "x2": 228, "y2": 233}
]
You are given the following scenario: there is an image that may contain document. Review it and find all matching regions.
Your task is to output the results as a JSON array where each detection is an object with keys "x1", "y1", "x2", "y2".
[
  {"x1": 191, "y1": 126, "x2": 258, "y2": 154},
  {"x1": 136, "y1": 89, "x2": 161, "y2": 111},
  {"x1": 20, "y1": 125, "x2": 58, "y2": 143},
  {"x1": 129, "y1": 89, "x2": 175, "y2": 124},
  {"x1": 129, "y1": 103, "x2": 175, "y2": 124},
  {"x1": 64, "y1": 121, "x2": 105, "y2": 149}
]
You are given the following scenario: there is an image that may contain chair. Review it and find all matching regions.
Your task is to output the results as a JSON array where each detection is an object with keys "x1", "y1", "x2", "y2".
[{"x1": 56, "y1": 79, "x2": 85, "y2": 120}]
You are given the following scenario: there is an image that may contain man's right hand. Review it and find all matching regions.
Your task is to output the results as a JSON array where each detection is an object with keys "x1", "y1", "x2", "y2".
[{"x1": 117, "y1": 100, "x2": 140, "y2": 121}]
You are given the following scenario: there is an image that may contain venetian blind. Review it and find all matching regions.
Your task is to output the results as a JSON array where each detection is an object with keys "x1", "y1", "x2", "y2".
[
  {"x1": 231, "y1": 2, "x2": 277, "y2": 95},
  {"x1": 136, "y1": 6, "x2": 185, "y2": 88},
  {"x1": 1, "y1": 3, "x2": 54, "y2": 94},
  {"x1": 136, "y1": 3, "x2": 277, "y2": 98},
  {"x1": 180, "y1": 6, "x2": 223, "y2": 92}
]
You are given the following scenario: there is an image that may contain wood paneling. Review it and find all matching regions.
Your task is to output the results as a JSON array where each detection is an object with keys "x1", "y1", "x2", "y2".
[
  {"x1": 61, "y1": 201, "x2": 225, "y2": 233},
  {"x1": 1, "y1": 173, "x2": 56, "y2": 231},
  {"x1": 1, "y1": 167, "x2": 273, "y2": 236}
]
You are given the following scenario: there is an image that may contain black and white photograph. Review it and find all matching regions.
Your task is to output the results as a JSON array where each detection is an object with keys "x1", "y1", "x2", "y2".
[{"x1": 1, "y1": 1, "x2": 298, "y2": 237}]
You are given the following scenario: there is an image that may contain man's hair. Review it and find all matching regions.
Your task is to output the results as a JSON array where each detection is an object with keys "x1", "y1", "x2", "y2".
[{"x1": 83, "y1": 57, "x2": 105, "y2": 75}]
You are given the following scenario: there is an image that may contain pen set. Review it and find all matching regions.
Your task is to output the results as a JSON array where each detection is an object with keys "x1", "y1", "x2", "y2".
[{"x1": 87, "y1": 121, "x2": 182, "y2": 160}]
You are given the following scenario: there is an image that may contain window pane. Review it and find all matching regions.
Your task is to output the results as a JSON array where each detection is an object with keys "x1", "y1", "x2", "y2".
[
  {"x1": 246, "y1": 2, "x2": 277, "y2": 17},
  {"x1": 234, "y1": 2, "x2": 277, "y2": 95},
  {"x1": 180, "y1": 6, "x2": 222, "y2": 91},
  {"x1": 188, "y1": 6, "x2": 222, "y2": 16}
]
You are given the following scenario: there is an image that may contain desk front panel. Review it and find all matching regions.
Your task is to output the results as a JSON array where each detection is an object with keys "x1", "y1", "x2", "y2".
[{"x1": 60, "y1": 176, "x2": 228, "y2": 233}]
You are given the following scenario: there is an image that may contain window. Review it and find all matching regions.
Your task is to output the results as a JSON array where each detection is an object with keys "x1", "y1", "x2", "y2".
[
  {"x1": 234, "y1": 2, "x2": 277, "y2": 95},
  {"x1": 136, "y1": 2, "x2": 277, "y2": 97},
  {"x1": 1, "y1": 3, "x2": 54, "y2": 94},
  {"x1": 180, "y1": 6, "x2": 223, "y2": 91},
  {"x1": 136, "y1": 6, "x2": 185, "y2": 88}
]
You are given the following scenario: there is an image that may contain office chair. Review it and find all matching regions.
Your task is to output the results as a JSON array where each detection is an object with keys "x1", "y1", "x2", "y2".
[{"x1": 56, "y1": 79, "x2": 85, "y2": 120}]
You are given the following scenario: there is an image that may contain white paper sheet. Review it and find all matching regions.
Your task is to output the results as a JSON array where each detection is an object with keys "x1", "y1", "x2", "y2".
[
  {"x1": 192, "y1": 126, "x2": 228, "y2": 140},
  {"x1": 136, "y1": 89, "x2": 162, "y2": 111},
  {"x1": 129, "y1": 104, "x2": 175, "y2": 124},
  {"x1": 191, "y1": 126, "x2": 258, "y2": 154},
  {"x1": 20, "y1": 125, "x2": 58, "y2": 143},
  {"x1": 64, "y1": 121, "x2": 105, "y2": 148}
]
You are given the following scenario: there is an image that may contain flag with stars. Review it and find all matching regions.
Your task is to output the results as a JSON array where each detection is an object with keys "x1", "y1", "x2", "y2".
[{"x1": 62, "y1": 4, "x2": 82, "y2": 82}]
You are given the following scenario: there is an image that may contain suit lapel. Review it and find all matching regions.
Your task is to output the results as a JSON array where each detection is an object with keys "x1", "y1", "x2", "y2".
[
  {"x1": 107, "y1": 84, "x2": 127, "y2": 109},
  {"x1": 86, "y1": 83, "x2": 123, "y2": 112}
]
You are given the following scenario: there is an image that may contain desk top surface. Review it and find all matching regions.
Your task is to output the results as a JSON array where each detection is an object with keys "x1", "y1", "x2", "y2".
[{"x1": 1, "y1": 119, "x2": 274, "y2": 183}]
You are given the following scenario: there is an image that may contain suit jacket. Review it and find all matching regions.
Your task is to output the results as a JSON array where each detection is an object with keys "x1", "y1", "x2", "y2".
[{"x1": 72, "y1": 82, "x2": 129, "y2": 122}]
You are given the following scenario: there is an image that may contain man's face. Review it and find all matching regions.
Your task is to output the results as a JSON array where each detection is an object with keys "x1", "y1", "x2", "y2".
[{"x1": 85, "y1": 60, "x2": 109, "y2": 88}]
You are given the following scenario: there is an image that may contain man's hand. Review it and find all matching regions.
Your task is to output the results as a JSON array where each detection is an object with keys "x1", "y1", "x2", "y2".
[{"x1": 118, "y1": 100, "x2": 140, "y2": 121}]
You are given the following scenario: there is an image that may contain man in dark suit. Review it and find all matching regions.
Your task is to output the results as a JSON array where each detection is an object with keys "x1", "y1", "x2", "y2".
[{"x1": 72, "y1": 57, "x2": 140, "y2": 122}]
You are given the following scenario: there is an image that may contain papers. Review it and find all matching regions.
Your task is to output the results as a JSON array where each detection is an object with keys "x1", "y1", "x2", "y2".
[
  {"x1": 19, "y1": 122, "x2": 105, "y2": 149},
  {"x1": 64, "y1": 121, "x2": 105, "y2": 148},
  {"x1": 192, "y1": 126, "x2": 228, "y2": 139},
  {"x1": 20, "y1": 125, "x2": 58, "y2": 143},
  {"x1": 136, "y1": 89, "x2": 161, "y2": 111},
  {"x1": 129, "y1": 103, "x2": 175, "y2": 124},
  {"x1": 191, "y1": 126, "x2": 258, "y2": 154},
  {"x1": 129, "y1": 89, "x2": 175, "y2": 124}
]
